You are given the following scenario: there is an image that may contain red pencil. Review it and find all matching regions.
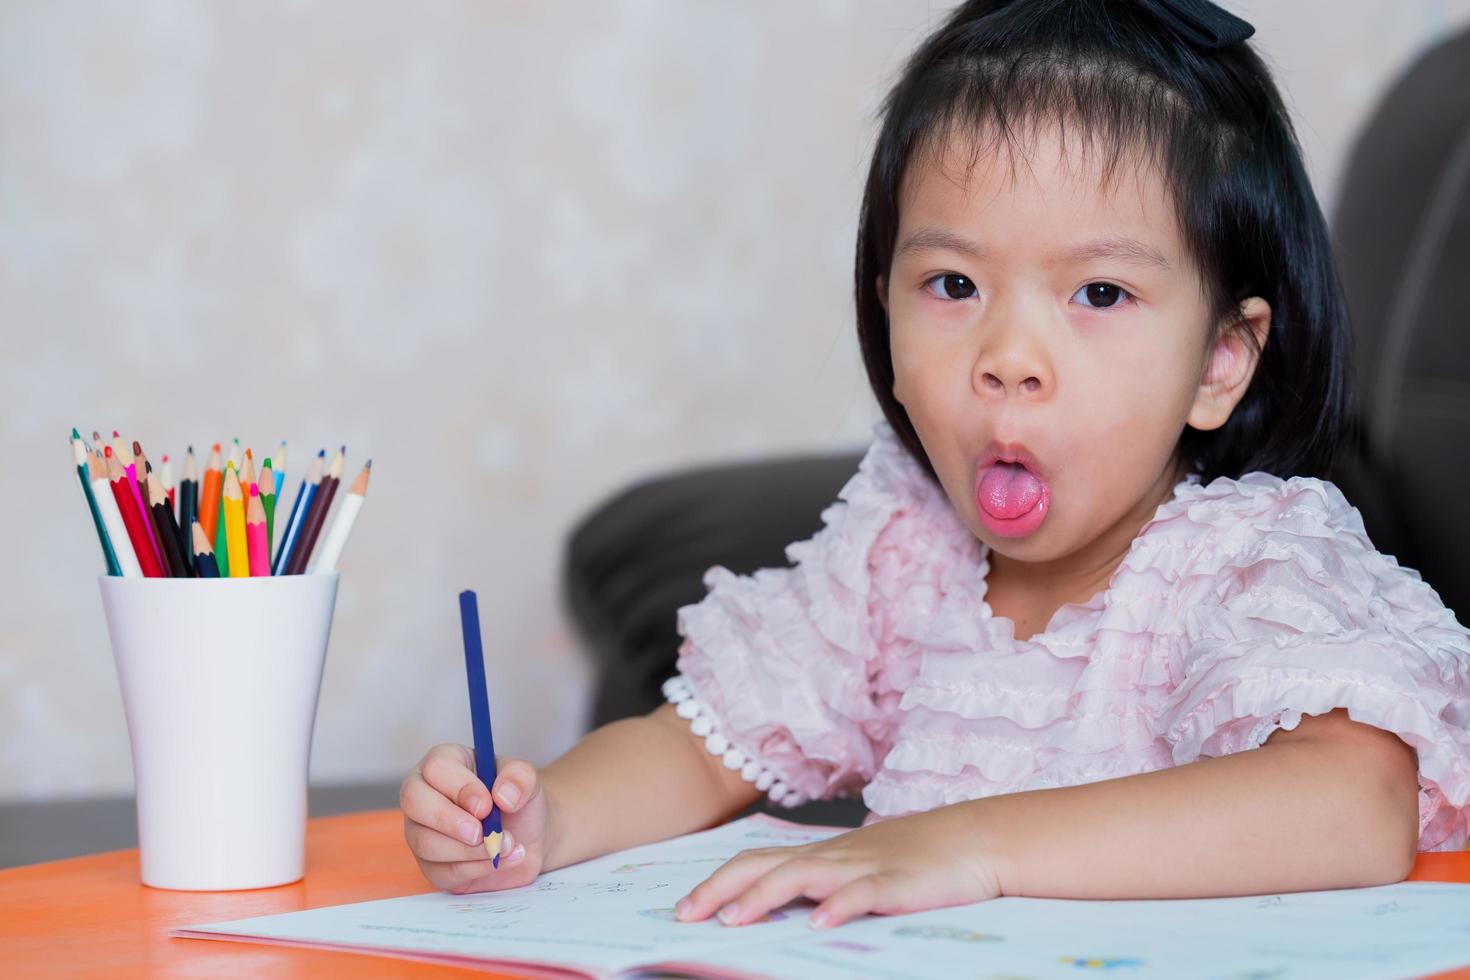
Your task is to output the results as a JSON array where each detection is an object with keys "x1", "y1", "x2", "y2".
[{"x1": 107, "y1": 449, "x2": 165, "y2": 578}]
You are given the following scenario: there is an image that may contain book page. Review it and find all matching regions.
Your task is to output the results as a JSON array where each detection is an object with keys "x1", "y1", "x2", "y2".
[
  {"x1": 674, "y1": 880, "x2": 1470, "y2": 980},
  {"x1": 176, "y1": 814, "x2": 1470, "y2": 980},
  {"x1": 173, "y1": 813, "x2": 845, "y2": 976}
]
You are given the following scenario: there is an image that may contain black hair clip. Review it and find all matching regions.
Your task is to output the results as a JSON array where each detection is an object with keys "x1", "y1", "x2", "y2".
[{"x1": 1135, "y1": 0, "x2": 1255, "y2": 49}]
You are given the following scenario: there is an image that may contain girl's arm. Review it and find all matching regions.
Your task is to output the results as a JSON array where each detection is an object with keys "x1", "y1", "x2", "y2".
[
  {"x1": 676, "y1": 709, "x2": 1421, "y2": 927},
  {"x1": 979, "y1": 707, "x2": 1421, "y2": 899},
  {"x1": 540, "y1": 702, "x2": 762, "y2": 871}
]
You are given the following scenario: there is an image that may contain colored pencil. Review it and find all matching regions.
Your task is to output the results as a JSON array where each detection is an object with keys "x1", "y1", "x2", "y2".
[
  {"x1": 160, "y1": 455, "x2": 176, "y2": 513},
  {"x1": 228, "y1": 438, "x2": 242, "y2": 473},
  {"x1": 179, "y1": 448, "x2": 198, "y2": 574},
  {"x1": 273, "y1": 441, "x2": 287, "y2": 501},
  {"x1": 114, "y1": 433, "x2": 163, "y2": 570},
  {"x1": 191, "y1": 521, "x2": 219, "y2": 578},
  {"x1": 458, "y1": 589, "x2": 503, "y2": 865},
  {"x1": 285, "y1": 446, "x2": 343, "y2": 575},
  {"x1": 273, "y1": 451, "x2": 323, "y2": 574},
  {"x1": 72, "y1": 430, "x2": 121, "y2": 576},
  {"x1": 240, "y1": 449, "x2": 257, "y2": 503},
  {"x1": 246, "y1": 484, "x2": 270, "y2": 576},
  {"x1": 199, "y1": 444, "x2": 223, "y2": 540},
  {"x1": 89, "y1": 448, "x2": 141, "y2": 578},
  {"x1": 107, "y1": 450, "x2": 165, "y2": 578},
  {"x1": 259, "y1": 459, "x2": 277, "y2": 555},
  {"x1": 310, "y1": 460, "x2": 370, "y2": 574},
  {"x1": 214, "y1": 467, "x2": 227, "y2": 575},
  {"x1": 222, "y1": 466, "x2": 249, "y2": 579},
  {"x1": 133, "y1": 442, "x2": 174, "y2": 574},
  {"x1": 146, "y1": 471, "x2": 187, "y2": 577}
]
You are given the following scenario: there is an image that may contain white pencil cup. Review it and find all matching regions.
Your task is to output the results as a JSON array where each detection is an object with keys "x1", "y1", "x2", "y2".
[{"x1": 98, "y1": 573, "x2": 339, "y2": 891}]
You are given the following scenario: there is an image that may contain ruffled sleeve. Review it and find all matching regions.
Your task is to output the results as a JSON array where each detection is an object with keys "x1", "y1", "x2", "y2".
[
  {"x1": 668, "y1": 421, "x2": 946, "y2": 807},
  {"x1": 1157, "y1": 473, "x2": 1470, "y2": 851}
]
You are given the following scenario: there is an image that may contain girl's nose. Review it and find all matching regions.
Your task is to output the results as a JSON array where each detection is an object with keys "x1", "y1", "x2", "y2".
[{"x1": 972, "y1": 327, "x2": 1052, "y2": 400}]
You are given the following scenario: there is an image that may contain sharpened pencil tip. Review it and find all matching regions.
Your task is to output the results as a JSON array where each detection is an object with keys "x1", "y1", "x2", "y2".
[
  {"x1": 365, "y1": 459, "x2": 373, "y2": 468},
  {"x1": 71, "y1": 427, "x2": 79, "y2": 439}
]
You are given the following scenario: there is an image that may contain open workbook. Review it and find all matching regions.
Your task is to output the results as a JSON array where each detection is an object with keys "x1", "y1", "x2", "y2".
[{"x1": 174, "y1": 813, "x2": 1470, "y2": 980}]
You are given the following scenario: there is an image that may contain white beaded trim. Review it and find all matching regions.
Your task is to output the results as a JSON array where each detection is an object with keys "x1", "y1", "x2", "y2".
[{"x1": 662, "y1": 674, "x2": 807, "y2": 808}]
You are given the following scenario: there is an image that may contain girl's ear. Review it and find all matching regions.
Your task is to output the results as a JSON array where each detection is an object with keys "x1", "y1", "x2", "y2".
[{"x1": 1186, "y1": 297, "x2": 1271, "y2": 432}]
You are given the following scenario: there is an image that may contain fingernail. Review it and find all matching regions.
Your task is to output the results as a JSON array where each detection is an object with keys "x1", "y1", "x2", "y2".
[
  {"x1": 674, "y1": 898, "x2": 692, "y2": 920},
  {"x1": 809, "y1": 910, "x2": 829, "y2": 930},
  {"x1": 717, "y1": 904, "x2": 740, "y2": 926},
  {"x1": 458, "y1": 820, "x2": 480, "y2": 845},
  {"x1": 505, "y1": 844, "x2": 525, "y2": 865},
  {"x1": 501, "y1": 830, "x2": 515, "y2": 855},
  {"x1": 497, "y1": 784, "x2": 520, "y2": 808},
  {"x1": 466, "y1": 795, "x2": 483, "y2": 816}
]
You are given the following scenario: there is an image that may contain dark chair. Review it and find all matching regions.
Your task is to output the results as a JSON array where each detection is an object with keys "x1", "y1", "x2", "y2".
[{"x1": 560, "y1": 28, "x2": 1470, "y2": 818}]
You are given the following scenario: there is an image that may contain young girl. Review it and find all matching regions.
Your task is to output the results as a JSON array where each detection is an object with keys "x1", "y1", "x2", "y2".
[{"x1": 402, "y1": 0, "x2": 1470, "y2": 931}]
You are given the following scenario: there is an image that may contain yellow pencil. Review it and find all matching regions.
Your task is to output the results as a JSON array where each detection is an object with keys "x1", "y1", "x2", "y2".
[{"x1": 222, "y1": 466, "x2": 250, "y2": 579}]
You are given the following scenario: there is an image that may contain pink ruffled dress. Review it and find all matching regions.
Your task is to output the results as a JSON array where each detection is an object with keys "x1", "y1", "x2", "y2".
[{"x1": 663, "y1": 422, "x2": 1470, "y2": 851}]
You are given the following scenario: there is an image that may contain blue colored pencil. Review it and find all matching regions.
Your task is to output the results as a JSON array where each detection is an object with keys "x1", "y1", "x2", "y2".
[
  {"x1": 272, "y1": 449, "x2": 322, "y2": 574},
  {"x1": 273, "y1": 440, "x2": 287, "y2": 501},
  {"x1": 459, "y1": 590, "x2": 502, "y2": 866}
]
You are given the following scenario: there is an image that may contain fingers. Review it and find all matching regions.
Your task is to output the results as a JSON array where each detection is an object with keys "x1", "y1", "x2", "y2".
[
  {"x1": 434, "y1": 853, "x2": 525, "y2": 893},
  {"x1": 491, "y1": 758, "x2": 538, "y2": 814},
  {"x1": 410, "y1": 828, "x2": 531, "y2": 892},
  {"x1": 805, "y1": 875, "x2": 882, "y2": 934},
  {"x1": 400, "y1": 763, "x2": 489, "y2": 851},
  {"x1": 404, "y1": 809, "x2": 514, "y2": 864},
  {"x1": 710, "y1": 857, "x2": 853, "y2": 927},
  {"x1": 674, "y1": 848, "x2": 790, "y2": 923},
  {"x1": 417, "y1": 743, "x2": 490, "y2": 819}
]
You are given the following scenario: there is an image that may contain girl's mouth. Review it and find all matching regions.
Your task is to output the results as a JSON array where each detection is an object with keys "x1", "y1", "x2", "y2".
[{"x1": 974, "y1": 449, "x2": 1050, "y2": 538}]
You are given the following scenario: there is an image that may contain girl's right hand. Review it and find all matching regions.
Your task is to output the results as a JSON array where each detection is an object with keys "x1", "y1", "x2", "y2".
[{"x1": 400, "y1": 743, "x2": 552, "y2": 894}]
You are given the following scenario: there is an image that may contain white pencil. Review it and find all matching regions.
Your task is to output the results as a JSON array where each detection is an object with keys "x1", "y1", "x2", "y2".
[
  {"x1": 88, "y1": 449, "x2": 143, "y2": 578},
  {"x1": 310, "y1": 460, "x2": 370, "y2": 574}
]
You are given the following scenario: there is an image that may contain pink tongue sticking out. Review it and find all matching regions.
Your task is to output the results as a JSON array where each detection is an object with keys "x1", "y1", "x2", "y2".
[{"x1": 979, "y1": 462, "x2": 1043, "y2": 519}]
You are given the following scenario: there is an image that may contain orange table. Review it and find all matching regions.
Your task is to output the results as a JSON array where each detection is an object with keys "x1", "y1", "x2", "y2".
[{"x1": 2, "y1": 809, "x2": 1468, "y2": 979}]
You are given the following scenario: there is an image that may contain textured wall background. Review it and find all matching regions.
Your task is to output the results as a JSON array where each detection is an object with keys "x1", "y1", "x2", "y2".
[{"x1": 4, "y1": 0, "x2": 1468, "y2": 802}]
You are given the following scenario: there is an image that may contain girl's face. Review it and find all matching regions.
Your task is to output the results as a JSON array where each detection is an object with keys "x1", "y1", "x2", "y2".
[{"x1": 881, "y1": 122, "x2": 1266, "y2": 567}]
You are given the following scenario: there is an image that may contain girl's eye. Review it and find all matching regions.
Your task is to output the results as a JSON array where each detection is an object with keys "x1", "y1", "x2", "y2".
[
  {"x1": 922, "y1": 273, "x2": 977, "y2": 301},
  {"x1": 1072, "y1": 282, "x2": 1133, "y2": 310}
]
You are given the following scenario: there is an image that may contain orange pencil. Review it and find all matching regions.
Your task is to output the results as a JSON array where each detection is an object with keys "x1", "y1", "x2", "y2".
[
  {"x1": 245, "y1": 484, "x2": 269, "y2": 577},
  {"x1": 199, "y1": 444, "x2": 224, "y2": 540}
]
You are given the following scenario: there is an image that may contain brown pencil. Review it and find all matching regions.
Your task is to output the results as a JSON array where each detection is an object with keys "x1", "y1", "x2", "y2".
[{"x1": 285, "y1": 446, "x2": 344, "y2": 574}]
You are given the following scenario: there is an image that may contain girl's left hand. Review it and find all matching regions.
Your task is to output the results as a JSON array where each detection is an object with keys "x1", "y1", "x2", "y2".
[{"x1": 672, "y1": 804, "x2": 1005, "y2": 930}]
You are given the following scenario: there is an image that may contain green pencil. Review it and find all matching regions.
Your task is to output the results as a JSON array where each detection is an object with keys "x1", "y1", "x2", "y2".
[
  {"x1": 214, "y1": 462, "x2": 232, "y2": 577},
  {"x1": 260, "y1": 458, "x2": 278, "y2": 556},
  {"x1": 72, "y1": 428, "x2": 121, "y2": 576}
]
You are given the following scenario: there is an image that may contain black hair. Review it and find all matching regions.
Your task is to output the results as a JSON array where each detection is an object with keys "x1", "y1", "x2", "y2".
[{"x1": 854, "y1": 0, "x2": 1353, "y2": 483}]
